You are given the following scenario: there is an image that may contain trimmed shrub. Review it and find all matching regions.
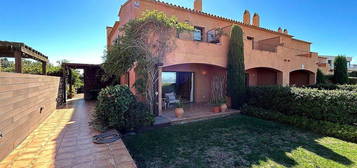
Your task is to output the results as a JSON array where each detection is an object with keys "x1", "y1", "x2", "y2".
[
  {"x1": 308, "y1": 83, "x2": 338, "y2": 90},
  {"x1": 316, "y1": 69, "x2": 327, "y2": 84},
  {"x1": 93, "y1": 85, "x2": 153, "y2": 131},
  {"x1": 308, "y1": 84, "x2": 357, "y2": 92},
  {"x1": 246, "y1": 86, "x2": 357, "y2": 125},
  {"x1": 349, "y1": 71, "x2": 357, "y2": 77},
  {"x1": 338, "y1": 84, "x2": 357, "y2": 91},
  {"x1": 333, "y1": 56, "x2": 348, "y2": 84},
  {"x1": 325, "y1": 74, "x2": 334, "y2": 83},
  {"x1": 348, "y1": 77, "x2": 357, "y2": 85},
  {"x1": 125, "y1": 102, "x2": 154, "y2": 131},
  {"x1": 227, "y1": 25, "x2": 246, "y2": 109},
  {"x1": 242, "y1": 106, "x2": 357, "y2": 142}
]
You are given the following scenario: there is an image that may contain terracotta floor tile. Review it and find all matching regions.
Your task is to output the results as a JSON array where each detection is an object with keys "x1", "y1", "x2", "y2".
[
  {"x1": 0, "y1": 98, "x2": 136, "y2": 168},
  {"x1": 12, "y1": 159, "x2": 33, "y2": 168},
  {"x1": 54, "y1": 159, "x2": 73, "y2": 167},
  {"x1": 118, "y1": 161, "x2": 137, "y2": 168},
  {"x1": 32, "y1": 162, "x2": 55, "y2": 168},
  {"x1": 0, "y1": 162, "x2": 10, "y2": 168}
]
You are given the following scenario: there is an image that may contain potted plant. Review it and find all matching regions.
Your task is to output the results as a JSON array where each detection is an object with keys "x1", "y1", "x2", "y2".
[
  {"x1": 175, "y1": 100, "x2": 184, "y2": 118},
  {"x1": 220, "y1": 98, "x2": 228, "y2": 112},
  {"x1": 211, "y1": 99, "x2": 221, "y2": 113}
]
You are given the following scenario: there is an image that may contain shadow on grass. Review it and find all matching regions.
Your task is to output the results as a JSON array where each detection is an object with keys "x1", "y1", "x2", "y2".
[{"x1": 123, "y1": 114, "x2": 355, "y2": 168}]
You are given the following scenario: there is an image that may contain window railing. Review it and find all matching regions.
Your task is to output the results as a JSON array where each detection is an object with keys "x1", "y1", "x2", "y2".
[
  {"x1": 252, "y1": 42, "x2": 278, "y2": 52},
  {"x1": 177, "y1": 30, "x2": 222, "y2": 44}
]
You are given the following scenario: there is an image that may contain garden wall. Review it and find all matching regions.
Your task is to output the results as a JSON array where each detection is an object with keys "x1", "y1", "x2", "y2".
[{"x1": 0, "y1": 72, "x2": 60, "y2": 161}]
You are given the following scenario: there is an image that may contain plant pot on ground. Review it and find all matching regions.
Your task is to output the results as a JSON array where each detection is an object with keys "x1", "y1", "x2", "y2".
[
  {"x1": 211, "y1": 100, "x2": 221, "y2": 113},
  {"x1": 219, "y1": 98, "x2": 228, "y2": 112},
  {"x1": 174, "y1": 101, "x2": 184, "y2": 118}
]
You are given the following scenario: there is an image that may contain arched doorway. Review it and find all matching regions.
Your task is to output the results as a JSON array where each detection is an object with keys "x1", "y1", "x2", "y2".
[
  {"x1": 246, "y1": 67, "x2": 283, "y2": 86},
  {"x1": 289, "y1": 70, "x2": 315, "y2": 86}
]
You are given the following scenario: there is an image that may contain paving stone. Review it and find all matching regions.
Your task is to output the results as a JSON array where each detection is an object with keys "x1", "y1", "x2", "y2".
[{"x1": 0, "y1": 98, "x2": 137, "y2": 168}]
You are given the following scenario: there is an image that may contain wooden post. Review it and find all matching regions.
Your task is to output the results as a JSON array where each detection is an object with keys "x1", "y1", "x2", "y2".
[
  {"x1": 14, "y1": 51, "x2": 22, "y2": 73},
  {"x1": 158, "y1": 67, "x2": 163, "y2": 115},
  {"x1": 68, "y1": 69, "x2": 72, "y2": 98},
  {"x1": 42, "y1": 61, "x2": 47, "y2": 75},
  {"x1": 62, "y1": 66, "x2": 67, "y2": 102}
]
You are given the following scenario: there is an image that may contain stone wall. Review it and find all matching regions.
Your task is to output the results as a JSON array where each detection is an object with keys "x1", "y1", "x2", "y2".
[{"x1": 0, "y1": 72, "x2": 60, "y2": 161}]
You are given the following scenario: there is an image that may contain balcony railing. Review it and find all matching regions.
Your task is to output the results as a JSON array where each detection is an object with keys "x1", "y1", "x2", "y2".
[
  {"x1": 252, "y1": 42, "x2": 278, "y2": 52},
  {"x1": 177, "y1": 29, "x2": 222, "y2": 44}
]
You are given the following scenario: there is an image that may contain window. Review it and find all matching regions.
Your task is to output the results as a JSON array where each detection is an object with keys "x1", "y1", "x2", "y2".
[
  {"x1": 328, "y1": 60, "x2": 332, "y2": 66},
  {"x1": 194, "y1": 26, "x2": 204, "y2": 41},
  {"x1": 247, "y1": 36, "x2": 254, "y2": 49},
  {"x1": 134, "y1": 1, "x2": 140, "y2": 8},
  {"x1": 207, "y1": 30, "x2": 219, "y2": 43}
]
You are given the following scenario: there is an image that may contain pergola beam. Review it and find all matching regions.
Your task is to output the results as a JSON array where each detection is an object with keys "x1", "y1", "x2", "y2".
[
  {"x1": 14, "y1": 51, "x2": 22, "y2": 73},
  {"x1": 21, "y1": 46, "x2": 48, "y2": 63},
  {"x1": 0, "y1": 41, "x2": 49, "y2": 74}
]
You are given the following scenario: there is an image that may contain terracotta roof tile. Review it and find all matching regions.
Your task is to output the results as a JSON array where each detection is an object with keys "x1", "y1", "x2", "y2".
[{"x1": 151, "y1": 0, "x2": 294, "y2": 37}]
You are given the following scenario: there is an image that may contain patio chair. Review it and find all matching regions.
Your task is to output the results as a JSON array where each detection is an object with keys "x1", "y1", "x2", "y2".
[{"x1": 165, "y1": 92, "x2": 180, "y2": 108}]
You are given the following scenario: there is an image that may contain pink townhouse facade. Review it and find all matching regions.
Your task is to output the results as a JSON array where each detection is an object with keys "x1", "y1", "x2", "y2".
[{"x1": 107, "y1": 0, "x2": 319, "y2": 113}]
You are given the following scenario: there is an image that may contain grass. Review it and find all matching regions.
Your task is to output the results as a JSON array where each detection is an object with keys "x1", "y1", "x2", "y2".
[{"x1": 123, "y1": 114, "x2": 357, "y2": 168}]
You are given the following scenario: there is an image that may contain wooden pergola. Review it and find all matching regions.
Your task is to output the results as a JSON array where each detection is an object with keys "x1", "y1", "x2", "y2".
[
  {"x1": 0, "y1": 41, "x2": 49, "y2": 74},
  {"x1": 62, "y1": 63, "x2": 103, "y2": 102}
]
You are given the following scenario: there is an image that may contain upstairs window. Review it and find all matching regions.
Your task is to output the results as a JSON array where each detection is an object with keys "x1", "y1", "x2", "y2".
[
  {"x1": 328, "y1": 60, "x2": 332, "y2": 66},
  {"x1": 247, "y1": 36, "x2": 254, "y2": 49},
  {"x1": 194, "y1": 26, "x2": 204, "y2": 41}
]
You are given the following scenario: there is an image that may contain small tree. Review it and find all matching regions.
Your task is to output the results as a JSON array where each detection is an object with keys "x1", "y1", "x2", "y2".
[
  {"x1": 316, "y1": 69, "x2": 326, "y2": 84},
  {"x1": 102, "y1": 10, "x2": 193, "y2": 114},
  {"x1": 227, "y1": 25, "x2": 245, "y2": 109},
  {"x1": 333, "y1": 55, "x2": 348, "y2": 84}
]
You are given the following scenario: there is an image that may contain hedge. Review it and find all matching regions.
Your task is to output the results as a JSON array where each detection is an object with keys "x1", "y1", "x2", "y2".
[
  {"x1": 242, "y1": 106, "x2": 357, "y2": 142},
  {"x1": 348, "y1": 77, "x2": 357, "y2": 85},
  {"x1": 246, "y1": 86, "x2": 357, "y2": 126},
  {"x1": 308, "y1": 83, "x2": 357, "y2": 92}
]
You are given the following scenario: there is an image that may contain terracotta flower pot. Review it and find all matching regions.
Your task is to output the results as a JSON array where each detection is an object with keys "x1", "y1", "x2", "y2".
[
  {"x1": 175, "y1": 108, "x2": 184, "y2": 118},
  {"x1": 212, "y1": 106, "x2": 221, "y2": 113},
  {"x1": 220, "y1": 104, "x2": 228, "y2": 112}
]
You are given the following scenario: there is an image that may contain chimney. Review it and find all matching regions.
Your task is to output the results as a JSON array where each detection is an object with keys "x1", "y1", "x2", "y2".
[
  {"x1": 243, "y1": 10, "x2": 251, "y2": 25},
  {"x1": 194, "y1": 0, "x2": 202, "y2": 11},
  {"x1": 253, "y1": 13, "x2": 260, "y2": 27},
  {"x1": 284, "y1": 29, "x2": 288, "y2": 34},
  {"x1": 278, "y1": 27, "x2": 282, "y2": 33}
]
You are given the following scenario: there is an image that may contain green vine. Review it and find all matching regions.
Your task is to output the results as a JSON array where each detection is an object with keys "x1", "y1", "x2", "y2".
[{"x1": 102, "y1": 10, "x2": 193, "y2": 113}]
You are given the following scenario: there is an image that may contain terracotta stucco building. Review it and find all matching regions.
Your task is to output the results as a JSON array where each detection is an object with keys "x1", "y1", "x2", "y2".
[{"x1": 107, "y1": 0, "x2": 319, "y2": 113}]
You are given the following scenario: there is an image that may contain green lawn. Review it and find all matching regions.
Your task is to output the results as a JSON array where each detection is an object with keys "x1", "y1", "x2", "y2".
[{"x1": 123, "y1": 114, "x2": 357, "y2": 168}]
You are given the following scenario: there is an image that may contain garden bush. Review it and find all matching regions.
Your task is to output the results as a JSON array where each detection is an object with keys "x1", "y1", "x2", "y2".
[
  {"x1": 93, "y1": 85, "x2": 153, "y2": 131},
  {"x1": 348, "y1": 77, "x2": 357, "y2": 85},
  {"x1": 316, "y1": 69, "x2": 327, "y2": 84},
  {"x1": 246, "y1": 86, "x2": 357, "y2": 125},
  {"x1": 125, "y1": 102, "x2": 154, "y2": 131},
  {"x1": 308, "y1": 83, "x2": 338, "y2": 90},
  {"x1": 334, "y1": 56, "x2": 349, "y2": 84},
  {"x1": 242, "y1": 106, "x2": 357, "y2": 143},
  {"x1": 308, "y1": 83, "x2": 357, "y2": 92}
]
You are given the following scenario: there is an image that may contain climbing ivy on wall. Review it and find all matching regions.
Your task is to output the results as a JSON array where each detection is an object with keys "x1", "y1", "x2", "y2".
[{"x1": 102, "y1": 10, "x2": 193, "y2": 113}]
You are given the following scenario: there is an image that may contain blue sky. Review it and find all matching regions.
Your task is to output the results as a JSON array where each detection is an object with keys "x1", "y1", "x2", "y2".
[{"x1": 1, "y1": 0, "x2": 356, "y2": 64}]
